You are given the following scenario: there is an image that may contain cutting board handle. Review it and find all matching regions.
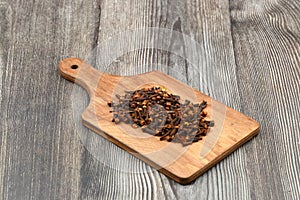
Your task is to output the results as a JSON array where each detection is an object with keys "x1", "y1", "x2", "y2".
[{"x1": 59, "y1": 57, "x2": 104, "y2": 96}]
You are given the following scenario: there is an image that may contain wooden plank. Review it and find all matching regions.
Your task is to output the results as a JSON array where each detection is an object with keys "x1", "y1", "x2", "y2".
[
  {"x1": 0, "y1": 0, "x2": 99, "y2": 199},
  {"x1": 230, "y1": 1, "x2": 300, "y2": 199},
  {"x1": 0, "y1": 2, "x2": 12, "y2": 199}
]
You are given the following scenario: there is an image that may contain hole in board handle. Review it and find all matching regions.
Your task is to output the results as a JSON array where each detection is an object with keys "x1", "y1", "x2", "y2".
[{"x1": 71, "y1": 65, "x2": 78, "y2": 70}]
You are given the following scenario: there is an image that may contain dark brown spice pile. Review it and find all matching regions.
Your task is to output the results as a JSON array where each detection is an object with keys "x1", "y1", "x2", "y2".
[{"x1": 108, "y1": 86, "x2": 214, "y2": 146}]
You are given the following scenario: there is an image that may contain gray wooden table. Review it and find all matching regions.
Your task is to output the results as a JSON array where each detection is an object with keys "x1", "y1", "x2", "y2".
[{"x1": 0, "y1": 0, "x2": 299, "y2": 199}]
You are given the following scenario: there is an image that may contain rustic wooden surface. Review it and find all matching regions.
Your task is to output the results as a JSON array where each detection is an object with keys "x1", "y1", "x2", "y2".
[{"x1": 0, "y1": 0, "x2": 299, "y2": 199}]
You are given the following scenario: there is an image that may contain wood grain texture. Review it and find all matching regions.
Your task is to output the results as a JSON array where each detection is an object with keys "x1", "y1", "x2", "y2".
[
  {"x1": 0, "y1": 0, "x2": 299, "y2": 199},
  {"x1": 59, "y1": 58, "x2": 259, "y2": 184}
]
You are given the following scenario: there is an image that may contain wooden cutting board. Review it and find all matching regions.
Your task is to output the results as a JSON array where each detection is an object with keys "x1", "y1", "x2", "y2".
[{"x1": 59, "y1": 57, "x2": 259, "y2": 184}]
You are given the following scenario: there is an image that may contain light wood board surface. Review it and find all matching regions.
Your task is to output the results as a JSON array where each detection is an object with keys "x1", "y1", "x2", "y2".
[
  {"x1": 0, "y1": 0, "x2": 299, "y2": 199},
  {"x1": 59, "y1": 58, "x2": 259, "y2": 184}
]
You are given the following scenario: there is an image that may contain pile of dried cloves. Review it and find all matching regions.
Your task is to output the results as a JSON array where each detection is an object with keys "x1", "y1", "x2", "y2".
[{"x1": 108, "y1": 86, "x2": 214, "y2": 146}]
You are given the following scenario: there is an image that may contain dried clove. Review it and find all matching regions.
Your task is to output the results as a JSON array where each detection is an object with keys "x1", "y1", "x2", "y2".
[{"x1": 108, "y1": 86, "x2": 214, "y2": 146}]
